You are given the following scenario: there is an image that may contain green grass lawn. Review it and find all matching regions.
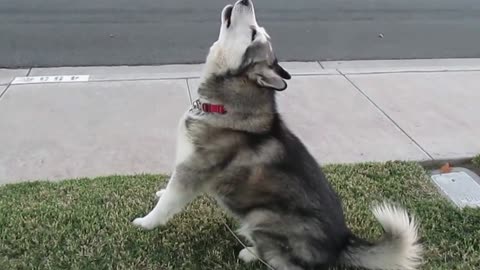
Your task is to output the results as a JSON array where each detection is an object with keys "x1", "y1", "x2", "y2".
[
  {"x1": 1, "y1": 161, "x2": 479, "y2": 270},
  {"x1": 473, "y1": 155, "x2": 480, "y2": 167}
]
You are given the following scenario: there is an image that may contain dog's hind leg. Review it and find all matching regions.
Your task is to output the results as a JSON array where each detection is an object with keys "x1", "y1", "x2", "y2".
[
  {"x1": 236, "y1": 225, "x2": 260, "y2": 263},
  {"x1": 238, "y1": 246, "x2": 259, "y2": 263}
]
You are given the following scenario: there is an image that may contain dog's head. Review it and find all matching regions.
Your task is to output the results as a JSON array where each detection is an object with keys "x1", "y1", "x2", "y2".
[{"x1": 204, "y1": 0, "x2": 291, "y2": 91}]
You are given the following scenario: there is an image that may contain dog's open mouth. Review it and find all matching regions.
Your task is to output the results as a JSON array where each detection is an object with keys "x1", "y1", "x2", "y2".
[{"x1": 224, "y1": 5, "x2": 233, "y2": 28}]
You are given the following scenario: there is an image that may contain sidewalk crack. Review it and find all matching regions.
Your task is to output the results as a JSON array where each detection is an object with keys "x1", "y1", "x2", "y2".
[
  {"x1": 185, "y1": 79, "x2": 193, "y2": 104},
  {"x1": 316, "y1": 60, "x2": 325, "y2": 69},
  {"x1": 340, "y1": 71, "x2": 434, "y2": 160},
  {"x1": 0, "y1": 84, "x2": 11, "y2": 101}
]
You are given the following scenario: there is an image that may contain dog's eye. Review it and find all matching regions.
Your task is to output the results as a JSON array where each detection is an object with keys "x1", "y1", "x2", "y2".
[{"x1": 251, "y1": 29, "x2": 257, "y2": 41}]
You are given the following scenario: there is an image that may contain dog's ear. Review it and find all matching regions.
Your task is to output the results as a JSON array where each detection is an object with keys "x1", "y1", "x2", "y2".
[
  {"x1": 254, "y1": 65, "x2": 289, "y2": 91},
  {"x1": 273, "y1": 61, "x2": 291, "y2": 80},
  {"x1": 241, "y1": 42, "x2": 291, "y2": 91}
]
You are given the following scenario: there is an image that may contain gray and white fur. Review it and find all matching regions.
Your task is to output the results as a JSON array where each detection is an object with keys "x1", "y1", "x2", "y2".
[{"x1": 132, "y1": 0, "x2": 423, "y2": 269}]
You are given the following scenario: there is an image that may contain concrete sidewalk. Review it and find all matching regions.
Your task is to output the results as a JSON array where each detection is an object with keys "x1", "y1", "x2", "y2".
[{"x1": 1, "y1": 59, "x2": 480, "y2": 184}]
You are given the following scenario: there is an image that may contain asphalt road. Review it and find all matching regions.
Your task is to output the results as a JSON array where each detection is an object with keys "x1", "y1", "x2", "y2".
[{"x1": 1, "y1": 0, "x2": 480, "y2": 68}]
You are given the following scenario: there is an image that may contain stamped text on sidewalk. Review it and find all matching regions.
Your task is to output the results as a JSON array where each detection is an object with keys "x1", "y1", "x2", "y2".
[{"x1": 11, "y1": 75, "x2": 90, "y2": 85}]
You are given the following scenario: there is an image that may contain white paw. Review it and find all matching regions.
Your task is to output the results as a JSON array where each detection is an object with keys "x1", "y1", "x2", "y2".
[
  {"x1": 132, "y1": 217, "x2": 159, "y2": 230},
  {"x1": 239, "y1": 247, "x2": 258, "y2": 263},
  {"x1": 155, "y1": 189, "x2": 166, "y2": 198}
]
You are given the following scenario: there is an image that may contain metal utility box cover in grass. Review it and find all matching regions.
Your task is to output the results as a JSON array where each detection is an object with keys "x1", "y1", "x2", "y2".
[{"x1": 431, "y1": 167, "x2": 480, "y2": 208}]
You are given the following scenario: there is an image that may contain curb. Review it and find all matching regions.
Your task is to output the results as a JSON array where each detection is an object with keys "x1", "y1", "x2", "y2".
[{"x1": 1, "y1": 58, "x2": 480, "y2": 86}]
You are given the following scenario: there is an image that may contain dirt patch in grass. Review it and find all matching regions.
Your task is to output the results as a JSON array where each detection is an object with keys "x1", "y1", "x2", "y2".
[
  {"x1": 1, "y1": 162, "x2": 479, "y2": 269},
  {"x1": 421, "y1": 156, "x2": 480, "y2": 177}
]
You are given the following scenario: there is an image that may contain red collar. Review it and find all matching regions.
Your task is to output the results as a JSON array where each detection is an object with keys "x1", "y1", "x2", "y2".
[{"x1": 193, "y1": 99, "x2": 226, "y2": 114}]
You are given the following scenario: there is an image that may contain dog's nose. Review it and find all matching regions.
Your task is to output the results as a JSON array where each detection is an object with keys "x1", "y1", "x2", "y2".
[{"x1": 240, "y1": 0, "x2": 250, "y2": 6}]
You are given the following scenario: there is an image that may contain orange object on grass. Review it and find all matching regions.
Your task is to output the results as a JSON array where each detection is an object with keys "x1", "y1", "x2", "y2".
[{"x1": 440, "y1": 162, "x2": 452, "y2": 173}]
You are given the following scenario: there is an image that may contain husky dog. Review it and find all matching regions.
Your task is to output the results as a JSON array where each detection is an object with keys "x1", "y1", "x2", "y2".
[{"x1": 133, "y1": 0, "x2": 423, "y2": 269}]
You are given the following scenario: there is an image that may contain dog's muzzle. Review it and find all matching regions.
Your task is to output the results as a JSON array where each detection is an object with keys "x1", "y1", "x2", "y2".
[{"x1": 239, "y1": 0, "x2": 250, "y2": 6}]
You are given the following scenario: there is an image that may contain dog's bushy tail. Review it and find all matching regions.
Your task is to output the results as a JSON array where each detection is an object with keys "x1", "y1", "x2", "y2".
[{"x1": 338, "y1": 202, "x2": 423, "y2": 270}]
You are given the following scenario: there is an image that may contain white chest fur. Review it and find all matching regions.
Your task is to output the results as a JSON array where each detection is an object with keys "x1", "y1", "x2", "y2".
[{"x1": 174, "y1": 111, "x2": 195, "y2": 165}]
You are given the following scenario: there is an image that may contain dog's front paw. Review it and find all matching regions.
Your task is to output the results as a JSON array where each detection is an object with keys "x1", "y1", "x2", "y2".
[
  {"x1": 238, "y1": 247, "x2": 258, "y2": 263},
  {"x1": 155, "y1": 189, "x2": 166, "y2": 198},
  {"x1": 132, "y1": 217, "x2": 160, "y2": 230}
]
